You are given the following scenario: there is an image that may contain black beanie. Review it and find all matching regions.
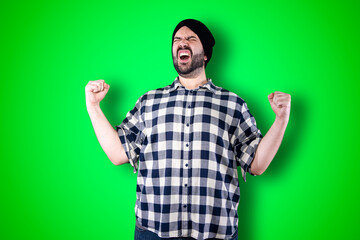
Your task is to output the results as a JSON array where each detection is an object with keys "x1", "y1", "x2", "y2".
[{"x1": 172, "y1": 19, "x2": 215, "y2": 67}]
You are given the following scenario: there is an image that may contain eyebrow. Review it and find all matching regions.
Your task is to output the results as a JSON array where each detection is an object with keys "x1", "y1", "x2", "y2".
[{"x1": 174, "y1": 36, "x2": 197, "y2": 40}]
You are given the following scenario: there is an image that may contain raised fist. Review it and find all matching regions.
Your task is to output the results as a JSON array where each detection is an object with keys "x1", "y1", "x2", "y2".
[
  {"x1": 268, "y1": 91, "x2": 291, "y2": 121},
  {"x1": 85, "y1": 79, "x2": 110, "y2": 107}
]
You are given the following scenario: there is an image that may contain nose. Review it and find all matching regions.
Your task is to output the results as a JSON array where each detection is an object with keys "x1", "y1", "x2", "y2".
[{"x1": 179, "y1": 40, "x2": 189, "y2": 48}]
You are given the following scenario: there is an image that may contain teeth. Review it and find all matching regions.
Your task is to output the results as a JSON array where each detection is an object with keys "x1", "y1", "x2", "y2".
[{"x1": 179, "y1": 52, "x2": 189, "y2": 57}]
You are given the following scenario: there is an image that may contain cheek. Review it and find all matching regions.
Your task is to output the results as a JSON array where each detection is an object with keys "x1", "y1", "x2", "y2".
[
  {"x1": 172, "y1": 44, "x2": 178, "y2": 56},
  {"x1": 192, "y1": 44, "x2": 202, "y2": 54}
]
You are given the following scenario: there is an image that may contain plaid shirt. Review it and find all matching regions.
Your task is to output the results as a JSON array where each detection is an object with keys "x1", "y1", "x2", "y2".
[{"x1": 116, "y1": 77, "x2": 262, "y2": 240}]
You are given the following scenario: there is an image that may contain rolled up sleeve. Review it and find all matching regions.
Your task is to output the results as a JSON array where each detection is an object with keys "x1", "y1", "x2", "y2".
[
  {"x1": 116, "y1": 97, "x2": 146, "y2": 173},
  {"x1": 232, "y1": 102, "x2": 262, "y2": 182}
]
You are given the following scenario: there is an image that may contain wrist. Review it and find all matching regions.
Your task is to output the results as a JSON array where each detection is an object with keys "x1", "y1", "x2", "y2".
[
  {"x1": 274, "y1": 115, "x2": 289, "y2": 126},
  {"x1": 86, "y1": 102, "x2": 101, "y2": 112}
]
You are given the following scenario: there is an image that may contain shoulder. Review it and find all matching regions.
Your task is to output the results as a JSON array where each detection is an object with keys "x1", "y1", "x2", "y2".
[
  {"x1": 135, "y1": 83, "x2": 173, "y2": 104},
  {"x1": 212, "y1": 82, "x2": 246, "y2": 106},
  {"x1": 210, "y1": 82, "x2": 254, "y2": 118}
]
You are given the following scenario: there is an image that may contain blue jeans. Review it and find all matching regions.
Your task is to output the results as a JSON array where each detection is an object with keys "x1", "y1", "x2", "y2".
[{"x1": 134, "y1": 225, "x2": 238, "y2": 240}]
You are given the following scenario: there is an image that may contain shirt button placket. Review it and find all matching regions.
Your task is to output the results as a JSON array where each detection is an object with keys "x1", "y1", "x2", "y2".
[{"x1": 182, "y1": 89, "x2": 193, "y2": 235}]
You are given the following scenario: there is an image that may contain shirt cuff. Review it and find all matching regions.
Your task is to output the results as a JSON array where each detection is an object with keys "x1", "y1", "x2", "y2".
[{"x1": 116, "y1": 126, "x2": 139, "y2": 173}]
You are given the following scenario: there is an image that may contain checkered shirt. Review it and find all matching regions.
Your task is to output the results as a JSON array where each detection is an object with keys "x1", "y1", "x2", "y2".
[{"x1": 116, "y1": 77, "x2": 262, "y2": 240}]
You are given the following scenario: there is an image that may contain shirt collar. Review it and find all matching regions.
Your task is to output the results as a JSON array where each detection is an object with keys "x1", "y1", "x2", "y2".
[{"x1": 168, "y1": 77, "x2": 218, "y2": 94}]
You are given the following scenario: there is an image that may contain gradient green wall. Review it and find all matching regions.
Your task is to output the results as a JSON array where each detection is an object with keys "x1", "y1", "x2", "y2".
[{"x1": 2, "y1": 0, "x2": 359, "y2": 239}]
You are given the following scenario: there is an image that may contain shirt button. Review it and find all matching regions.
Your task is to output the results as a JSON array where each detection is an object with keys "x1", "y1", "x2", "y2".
[
  {"x1": 189, "y1": 90, "x2": 193, "y2": 94},
  {"x1": 184, "y1": 205, "x2": 187, "y2": 208},
  {"x1": 186, "y1": 143, "x2": 189, "y2": 147},
  {"x1": 185, "y1": 163, "x2": 188, "y2": 167},
  {"x1": 185, "y1": 184, "x2": 187, "y2": 187},
  {"x1": 186, "y1": 123, "x2": 189, "y2": 127},
  {"x1": 188, "y1": 105, "x2": 191, "y2": 108}
]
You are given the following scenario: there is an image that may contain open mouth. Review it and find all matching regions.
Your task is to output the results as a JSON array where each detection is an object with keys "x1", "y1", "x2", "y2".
[{"x1": 178, "y1": 49, "x2": 191, "y2": 63}]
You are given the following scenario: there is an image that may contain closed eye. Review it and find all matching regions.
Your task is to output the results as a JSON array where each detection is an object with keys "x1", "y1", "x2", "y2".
[{"x1": 173, "y1": 36, "x2": 198, "y2": 42}]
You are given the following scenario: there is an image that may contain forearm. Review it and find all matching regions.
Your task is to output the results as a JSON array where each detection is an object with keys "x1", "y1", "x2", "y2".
[
  {"x1": 87, "y1": 104, "x2": 128, "y2": 165},
  {"x1": 250, "y1": 117, "x2": 288, "y2": 175}
]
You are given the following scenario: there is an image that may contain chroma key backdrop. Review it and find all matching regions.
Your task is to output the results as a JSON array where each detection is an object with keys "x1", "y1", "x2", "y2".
[{"x1": 1, "y1": 0, "x2": 359, "y2": 239}]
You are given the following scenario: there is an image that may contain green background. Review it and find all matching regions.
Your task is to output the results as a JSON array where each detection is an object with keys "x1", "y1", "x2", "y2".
[{"x1": 2, "y1": 0, "x2": 359, "y2": 239}]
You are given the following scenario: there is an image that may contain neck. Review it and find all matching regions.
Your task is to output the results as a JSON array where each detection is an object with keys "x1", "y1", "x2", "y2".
[{"x1": 178, "y1": 70, "x2": 207, "y2": 90}]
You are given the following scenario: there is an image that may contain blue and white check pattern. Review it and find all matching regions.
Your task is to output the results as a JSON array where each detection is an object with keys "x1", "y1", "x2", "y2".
[{"x1": 116, "y1": 77, "x2": 262, "y2": 240}]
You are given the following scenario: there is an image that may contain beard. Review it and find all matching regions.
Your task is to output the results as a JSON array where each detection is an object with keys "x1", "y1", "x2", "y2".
[{"x1": 172, "y1": 49, "x2": 205, "y2": 78}]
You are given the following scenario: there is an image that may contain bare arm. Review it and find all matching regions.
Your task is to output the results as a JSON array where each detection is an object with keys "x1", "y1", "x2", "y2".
[
  {"x1": 85, "y1": 80, "x2": 129, "y2": 165},
  {"x1": 250, "y1": 92, "x2": 291, "y2": 175}
]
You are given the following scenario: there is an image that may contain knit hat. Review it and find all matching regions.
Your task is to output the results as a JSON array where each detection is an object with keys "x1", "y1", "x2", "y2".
[{"x1": 172, "y1": 19, "x2": 215, "y2": 67}]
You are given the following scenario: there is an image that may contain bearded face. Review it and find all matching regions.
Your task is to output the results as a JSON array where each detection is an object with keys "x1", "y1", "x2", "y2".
[{"x1": 172, "y1": 26, "x2": 207, "y2": 78}]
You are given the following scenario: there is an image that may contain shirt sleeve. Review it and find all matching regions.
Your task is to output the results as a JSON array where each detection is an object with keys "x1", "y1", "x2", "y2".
[
  {"x1": 115, "y1": 96, "x2": 146, "y2": 173},
  {"x1": 232, "y1": 102, "x2": 263, "y2": 182}
]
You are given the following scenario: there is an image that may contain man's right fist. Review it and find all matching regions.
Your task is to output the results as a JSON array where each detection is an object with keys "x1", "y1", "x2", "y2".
[{"x1": 85, "y1": 79, "x2": 110, "y2": 107}]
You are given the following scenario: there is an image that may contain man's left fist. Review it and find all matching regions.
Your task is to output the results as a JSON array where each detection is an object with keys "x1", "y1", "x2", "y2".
[{"x1": 268, "y1": 92, "x2": 291, "y2": 121}]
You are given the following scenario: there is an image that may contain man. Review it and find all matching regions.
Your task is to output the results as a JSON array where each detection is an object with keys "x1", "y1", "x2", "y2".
[{"x1": 85, "y1": 19, "x2": 291, "y2": 240}]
